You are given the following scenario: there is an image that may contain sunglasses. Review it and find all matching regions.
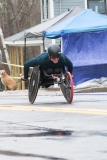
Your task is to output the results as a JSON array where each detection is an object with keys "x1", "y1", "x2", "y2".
[{"x1": 50, "y1": 54, "x2": 60, "y2": 59}]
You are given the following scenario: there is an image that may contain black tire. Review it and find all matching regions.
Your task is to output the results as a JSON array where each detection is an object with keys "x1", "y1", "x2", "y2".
[
  {"x1": 28, "y1": 70, "x2": 40, "y2": 104},
  {"x1": 60, "y1": 72, "x2": 74, "y2": 104}
]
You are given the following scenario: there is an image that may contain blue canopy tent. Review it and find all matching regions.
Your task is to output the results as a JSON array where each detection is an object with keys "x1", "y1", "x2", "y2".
[{"x1": 45, "y1": 9, "x2": 107, "y2": 85}]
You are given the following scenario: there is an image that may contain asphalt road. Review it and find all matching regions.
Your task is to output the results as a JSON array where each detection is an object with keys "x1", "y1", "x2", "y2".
[{"x1": 0, "y1": 89, "x2": 107, "y2": 160}]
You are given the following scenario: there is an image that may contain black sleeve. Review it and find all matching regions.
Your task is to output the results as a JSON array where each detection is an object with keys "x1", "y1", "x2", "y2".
[{"x1": 24, "y1": 55, "x2": 42, "y2": 79}]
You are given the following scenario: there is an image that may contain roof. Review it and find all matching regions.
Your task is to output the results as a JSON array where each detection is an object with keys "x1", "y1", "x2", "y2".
[
  {"x1": 4, "y1": 8, "x2": 72, "y2": 43},
  {"x1": 4, "y1": 6, "x2": 85, "y2": 46},
  {"x1": 25, "y1": 6, "x2": 85, "y2": 38}
]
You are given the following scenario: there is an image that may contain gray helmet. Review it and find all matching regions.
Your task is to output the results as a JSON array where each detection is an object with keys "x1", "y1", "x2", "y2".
[{"x1": 48, "y1": 44, "x2": 61, "y2": 56}]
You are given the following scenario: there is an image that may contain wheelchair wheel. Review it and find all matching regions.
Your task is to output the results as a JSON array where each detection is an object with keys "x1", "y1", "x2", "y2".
[
  {"x1": 60, "y1": 72, "x2": 74, "y2": 104},
  {"x1": 28, "y1": 70, "x2": 40, "y2": 104}
]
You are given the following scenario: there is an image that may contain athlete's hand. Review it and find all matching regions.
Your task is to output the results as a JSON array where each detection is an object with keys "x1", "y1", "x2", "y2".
[{"x1": 20, "y1": 74, "x2": 28, "y2": 81}]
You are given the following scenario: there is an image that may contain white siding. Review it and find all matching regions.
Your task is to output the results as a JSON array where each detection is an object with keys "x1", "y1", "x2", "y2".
[
  {"x1": 54, "y1": 0, "x2": 85, "y2": 16},
  {"x1": 40, "y1": 0, "x2": 85, "y2": 51},
  {"x1": 40, "y1": 0, "x2": 52, "y2": 50},
  {"x1": 54, "y1": 0, "x2": 85, "y2": 47}
]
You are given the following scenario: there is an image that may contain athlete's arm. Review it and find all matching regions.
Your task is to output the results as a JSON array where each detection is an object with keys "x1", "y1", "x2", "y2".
[
  {"x1": 62, "y1": 54, "x2": 73, "y2": 74},
  {"x1": 24, "y1": 55, "x2": 42, "y2": 79}
]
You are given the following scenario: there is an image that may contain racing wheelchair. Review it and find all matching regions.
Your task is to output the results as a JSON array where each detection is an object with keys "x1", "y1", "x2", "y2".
[{"x1": 28, "y1": 67, "x2": 74, "y2": 104}]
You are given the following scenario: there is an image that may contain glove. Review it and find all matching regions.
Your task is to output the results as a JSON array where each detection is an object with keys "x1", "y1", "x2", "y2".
[
  {"x1": 20, "y1": 74, "x2": 28, "y2": 81},
  {"x1": 21, "y1": 78, "x2": 28, "y2": 81}
]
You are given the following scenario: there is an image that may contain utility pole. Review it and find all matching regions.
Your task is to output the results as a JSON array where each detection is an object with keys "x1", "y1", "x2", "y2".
[
  {"x1": 50, "y1": 0, "x2": 55, "y2": 44},
  {"x1": 0, "y1": 28, "x2": 10, "y2": 70},
  {"x1": 0, "y1": 50, "x2": 2, "y2": 63}
]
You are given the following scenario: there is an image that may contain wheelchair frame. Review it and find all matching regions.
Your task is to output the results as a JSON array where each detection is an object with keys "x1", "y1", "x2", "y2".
[{"x1": 28, "y1": 67, "x2": 74, "y2": 104}]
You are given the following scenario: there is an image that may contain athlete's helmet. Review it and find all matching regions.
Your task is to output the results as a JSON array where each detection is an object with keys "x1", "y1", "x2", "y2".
[{"x1": 48, "y1": 44, "x2": 61, "y2": 57}]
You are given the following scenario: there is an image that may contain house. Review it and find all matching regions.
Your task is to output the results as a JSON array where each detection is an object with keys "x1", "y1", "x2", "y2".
[
  {"x1": 86, "y1": 0, "x2": 107, "y2": 14},
  {"x1": 40, "y1": 0, "x2": 107, "y2": 49},
  {"x1": 40, "y1": 0, "x2": 85, "y2": 49}
]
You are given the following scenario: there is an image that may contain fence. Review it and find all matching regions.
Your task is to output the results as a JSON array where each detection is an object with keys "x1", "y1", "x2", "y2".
[
  {"x1": 0, "y1": 46, "x2": 26, "y2": 90},
  {"x1": 1, "y1": 62, "x2": 25, "y2": 90}
]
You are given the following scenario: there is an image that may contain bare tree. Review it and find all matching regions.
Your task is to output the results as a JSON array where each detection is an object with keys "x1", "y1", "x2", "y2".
[
  {"x1": 0, "y1": 0, "x2": 41, "y2": 36},
  {"x1": 0, "y1": 0, "x2": 41, "y2": 72}
]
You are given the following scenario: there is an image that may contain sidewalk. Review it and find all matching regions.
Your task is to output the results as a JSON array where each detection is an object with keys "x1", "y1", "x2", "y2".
[
  {"x1": 0, "y1": 88, "x2": 63, "y2": 96},
  {"x1": 0, "y1": 86, "x2": 107, "y2": 94},
  {"x1": 74, "y1": 86, "x2": 107, "y2": 93}
]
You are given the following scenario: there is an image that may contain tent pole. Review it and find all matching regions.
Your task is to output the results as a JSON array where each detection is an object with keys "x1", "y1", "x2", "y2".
[
  {"x1": 24, "y1": 37, "x2": 26, "y2": 62},
  {"x1": 43, "y1": 36, "x2": 45, "y2": 52}
]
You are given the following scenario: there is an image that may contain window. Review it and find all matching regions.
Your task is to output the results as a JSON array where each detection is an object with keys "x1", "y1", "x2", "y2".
[
  {"x1": 46, "y1": 0, "x2": 49, "y2": 19},
  {"x1": 42, "y1": 0, "x2": 44, "y2": 19},
  {"x1": 42, "y1": 0, "x2": 49, "y2": 20},
  {"x1": 87, "y1": 0, "x2": 106, "y2": 14}
]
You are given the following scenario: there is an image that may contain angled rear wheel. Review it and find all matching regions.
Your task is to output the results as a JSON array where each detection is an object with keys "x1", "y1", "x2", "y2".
[
  {"x1": 60, "y1": 72, "x2": 74, "y2": 104},
  {"x1": 28, "y1": 70, "x2": 40, "y2": 104}
]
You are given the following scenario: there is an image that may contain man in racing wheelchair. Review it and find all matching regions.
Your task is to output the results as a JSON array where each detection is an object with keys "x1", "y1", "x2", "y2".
[{"x1": 21, "y1": 44, "x2": 73, "y2": 103}]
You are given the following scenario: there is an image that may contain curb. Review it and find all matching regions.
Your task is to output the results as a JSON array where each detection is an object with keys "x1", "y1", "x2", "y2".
[
  {"x1": 40, "y1": 86, "x2": 107, "y2": 93},
  {"x1": 74, "y1": 86, "x2": 107, "y2": 93}
]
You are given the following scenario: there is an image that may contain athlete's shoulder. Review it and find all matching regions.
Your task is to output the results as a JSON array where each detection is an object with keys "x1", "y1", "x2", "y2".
[
  {"x1": 60, "y1": 53, "x2": 71, "y2": 64},
  {"x1": 35, "y1": 52, "x2": 48, "y2": 59},
  {"x1": 60, "y1": 53, "x2": 67, "y2": 59},
  {"x1": 38, "y1": 52, "x2": 48, "y2": 57}
]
